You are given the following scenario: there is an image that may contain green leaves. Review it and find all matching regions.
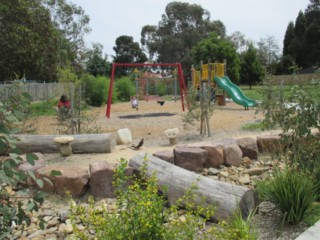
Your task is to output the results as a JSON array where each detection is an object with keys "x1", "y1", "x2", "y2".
[{"x1": 257, "y1": 169, "x2": 318, "y2": 225}]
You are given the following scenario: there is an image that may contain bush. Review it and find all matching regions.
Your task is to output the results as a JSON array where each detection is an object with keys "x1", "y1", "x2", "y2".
[
  {"x1": 81, "y1": 74, "x2": 113, "y2": 106},
  {"x1": 70, "y1": 158, "x2": 216, "y2": 239},
  {"x1": 256, "y1": 168, "x2": 318, "y2": 225},
  {"x1": 115, "y1": 77, "x2": 135, "y2": 101},
  {"x1": 0, "y1": 93, "x2": 57, "y2": 238}
]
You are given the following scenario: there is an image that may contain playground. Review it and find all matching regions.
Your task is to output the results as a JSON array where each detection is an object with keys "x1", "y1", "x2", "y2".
[{"x1": 35, "y1": 99, "x2": 264, "y2": 147}]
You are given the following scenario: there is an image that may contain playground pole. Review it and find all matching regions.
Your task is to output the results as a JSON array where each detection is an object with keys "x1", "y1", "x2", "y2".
[{"x1": 106, "y1": 63, "x2": 116, "y2": 118}]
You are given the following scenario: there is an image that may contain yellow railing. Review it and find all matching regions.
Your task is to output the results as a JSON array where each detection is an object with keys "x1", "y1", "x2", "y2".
[{"x1": 192, "y1": 63, "x2": 225, "y2": 87}]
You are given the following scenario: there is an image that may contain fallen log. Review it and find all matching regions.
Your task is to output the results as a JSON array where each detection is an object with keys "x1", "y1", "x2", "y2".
[
  {"x1": 129, "y1": 153, "x2": 258, "y2": 221},
  {"x1": 14, "y1": 134, "x2": 115, "y2": 154}
]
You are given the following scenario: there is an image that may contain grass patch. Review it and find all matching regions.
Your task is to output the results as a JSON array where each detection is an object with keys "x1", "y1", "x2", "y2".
[
  {"x1": 304, "y1": 202, "x2": 320, "y2": 226},
  {"x1": 30, "y1": 100, "x2": 57, "y2": 117},
  {"x1": 241, "y1": 122, "x2": 265, "y2": 131}
]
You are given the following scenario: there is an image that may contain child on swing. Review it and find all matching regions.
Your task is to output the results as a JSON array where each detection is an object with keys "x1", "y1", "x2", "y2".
[{"x1": 130, "y1": 96, "x2": 138, "y2": 110}]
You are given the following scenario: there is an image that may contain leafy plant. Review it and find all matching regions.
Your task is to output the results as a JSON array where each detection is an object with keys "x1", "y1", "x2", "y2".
[
  {"x1": 0, "y1": 95, "x2": 50, "y2": 238},
  {"x1": 213, "y1": 210, "x2": 257, "y2": 240},
  {"x1": 115, "y1": 76, "x2": 135, "y2": 101},
  {"x1": 81, "y1": 74, "x2": 112, "y2": 106},
  {"x1": 256, "y1": 168, "x2": 318, "y2": 225},
  {"x1": 70, "y1": 157, "x2": 218, "y2": 239}
]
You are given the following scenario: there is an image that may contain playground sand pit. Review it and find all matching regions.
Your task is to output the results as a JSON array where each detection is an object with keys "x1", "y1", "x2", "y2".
[
  {"x1": 35, "y1": 100, "x2": 266, "y2": 146},
  {"x1": 31, "y1": 99, "x2": 270, "y2": 169}
]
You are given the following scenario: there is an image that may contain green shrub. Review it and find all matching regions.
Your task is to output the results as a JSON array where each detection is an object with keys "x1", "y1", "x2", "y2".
[
  {"x1": 0, "y1": 93, "x2": 61, "y2": 238},
  {"x1": 115, "y1": 77, "x2": 135, "y2": 101},
  {"x1": 81, "y1": 74, "x2": 113, "y2": 106},
  {"x1": 256, "y1": 168, "x2": 318, "y2": 225},
  {"x1": 213, "y1": 210, "x2": 257, "y2": 240},
  {"x1": 70, "y1": 158, "x2": 217, "y2": 239}
]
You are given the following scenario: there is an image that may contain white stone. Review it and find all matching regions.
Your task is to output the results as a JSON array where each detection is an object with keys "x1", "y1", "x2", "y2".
[{"x1": 116, "y1": 128, "x2": 132, "y2": 144}]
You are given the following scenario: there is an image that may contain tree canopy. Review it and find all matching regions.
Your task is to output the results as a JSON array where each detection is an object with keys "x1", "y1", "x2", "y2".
[
  {"x1": 0, "y1": 0, "x2": 91, "y2": 82},
  {"x1": 0, "y1": 0, "x2": 59, "y2": 81},
  {"x1": 282, "y1": 1, "x2": 320, "y2": 71},
  {"x1": 191, "y1": 33, "x2": 240, "y2": 82},
  {"x1": 240, "y1": 44, "x2": 265, "y2": 88},
  {"x1": 141, "y1": 2, "x2": 226, "y2": 77},
  {"x1": 113, "y1": 36, "x2": 147, "y2": 64}
]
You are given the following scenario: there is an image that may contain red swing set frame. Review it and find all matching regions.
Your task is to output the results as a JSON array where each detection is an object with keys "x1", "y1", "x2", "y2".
[{"x1": 106, "y1": 62, "x2": 188, "y2": 118}]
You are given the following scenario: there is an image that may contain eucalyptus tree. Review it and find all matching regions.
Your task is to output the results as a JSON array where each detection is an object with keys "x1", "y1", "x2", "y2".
[
  {"x1": 44, "y1": 0, "x2": 91, "y2": 69},
  {"x1": 86, "y1": 43, "x2": 110, "y2": 77},
  {"x1": 257, "y1": 35, "x2": 280, "y2": 74},
  {"x1": 141, "y1": 2, "x2": 226, "y2": 77}
]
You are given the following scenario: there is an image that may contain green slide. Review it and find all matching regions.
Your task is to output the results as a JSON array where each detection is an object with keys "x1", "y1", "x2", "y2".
[{"x1": 214, "y1": 76, "x2": 257, "y2": 109}]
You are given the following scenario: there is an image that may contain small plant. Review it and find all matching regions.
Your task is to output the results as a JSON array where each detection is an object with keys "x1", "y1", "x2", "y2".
[
  {"x1": 256, "y1": 168, "x2": 318, "y2": 225},
  {"x1": 212, "y1": 210, "x2": 257, "y2": 240},
  {"x1": 69, "y1": 157, "x2": 218, "y2": 239}
]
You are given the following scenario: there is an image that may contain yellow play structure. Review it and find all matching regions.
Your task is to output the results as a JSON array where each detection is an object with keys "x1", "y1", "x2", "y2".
[{"x1": 191, "y1": 63, "x2": 225, "y2": 88}]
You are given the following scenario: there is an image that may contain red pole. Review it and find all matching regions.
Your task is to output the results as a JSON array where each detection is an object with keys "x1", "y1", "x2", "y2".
[
  {"x1": 106, "y1": 63, "x2": 116, "y2": 118},
  {"x1": 177, "y1": 63, "x2": 187, "y2": 111}
]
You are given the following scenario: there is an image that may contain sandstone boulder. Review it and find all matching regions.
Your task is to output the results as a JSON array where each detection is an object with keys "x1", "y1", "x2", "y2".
[
  {"x1": 36, "y1": 165, "x2": 89, "y2": 197},
  {"x1": 237, "y1": 137, "x2": 259, "y2": 160},
  {"x1": 174, "y1": 147, "x2": 207, "y2": 171},
  {"x1": 153, "y1": 150, "x2": 174, "y2": 164}
]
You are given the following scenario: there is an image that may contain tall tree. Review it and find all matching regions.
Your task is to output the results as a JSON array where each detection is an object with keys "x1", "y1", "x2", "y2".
[
  {"x1": 191, "y1": 33, "x2": 240, "y2": 82},
  {"x1": 257, "y1": 36, "x2": 280, "y2": 74},
  {"x1": 303, "y1": 0, "x2": 320, "y2": 67},
  {"x1": 283, "y1": 22, "x2": 295, "y2": 56},
  {"x1": 44, "y1": 0, "x2": 91, "y2": 69},
  {"x1": 113, "y1": 36, "x2": 147, "y2": 64},
  {"x1": 141, "y1": 2, "x2": 226, "y2": 78},
  {"x1": 227, "y1": 31, "x2": 250, "y2": 53},
  {"x1": 240, "y1": 44, "x2": 265, "y2": 89},
  {"x1": 0, "y1": 0, "x2": 59, "y2": 81},
  {"x1": 85, "y1": 43, "x2": 110, "y2": 77}
]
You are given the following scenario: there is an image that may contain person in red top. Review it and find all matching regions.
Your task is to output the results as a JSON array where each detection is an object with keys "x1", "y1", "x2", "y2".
[
  {"x1": 57, "y1": 95, "x2": 71, "y2": 109},
  {"x1": 57, "y1": 95, "x2": 71, "y2": 120}
]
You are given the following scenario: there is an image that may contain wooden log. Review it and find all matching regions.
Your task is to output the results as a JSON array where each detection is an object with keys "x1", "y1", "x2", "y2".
[
  {"x1": 14, "y1": 134, "x2": 115, "y2": 154},
  {"x1": 129, "y1": 153, "x2": 257, "y2": 221}
]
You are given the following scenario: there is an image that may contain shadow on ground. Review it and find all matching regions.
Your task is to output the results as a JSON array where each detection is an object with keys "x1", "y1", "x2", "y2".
[{"x1": 118, "y1": 112, "x2": 176, "y2": 119}]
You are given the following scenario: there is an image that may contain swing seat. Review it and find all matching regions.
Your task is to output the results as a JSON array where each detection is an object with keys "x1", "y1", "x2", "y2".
[{"x1": 157, "y1": 100, "x2": 165, "y2": 106}]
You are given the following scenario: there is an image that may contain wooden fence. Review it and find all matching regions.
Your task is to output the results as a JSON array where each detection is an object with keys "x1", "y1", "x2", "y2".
[
  {"x1": 0, "y1": 82, "x2": 74, "y2": 102},
  {"x1": 269, "y1": 73, "x2": 320, "y2": 85}
]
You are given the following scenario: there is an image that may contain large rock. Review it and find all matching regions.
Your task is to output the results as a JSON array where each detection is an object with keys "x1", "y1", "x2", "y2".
[
  {"x1": 36, "y1": 165, "x2": 89, "y2": 197},
  {"x1": 17, "y1": 153, "x2": 45, "y2": 171},
  {"x1": 174, "y1": 147, "x2": 207, "y2": 171},
  {"x1": 116, "y1": 128, "x2": 132, "y2": 145},
  {"x1": 257, "y1": 134, "x2": 282, "y2": 154},
  {"x1": 153, "y1": 150, "x2": 174, "y2": 164},
  {"x1": 237, "y1": 137, "x2": 259, "y2": 160},
  {"x1": 214, "y1": 139, "x2": 242, "y2": 167},
  {"x1": 89, "y1": 161, "x2": 134, "y2": 198},
  {"x1": 186, "y1": 142, "x2": 224, "y2": 168}
]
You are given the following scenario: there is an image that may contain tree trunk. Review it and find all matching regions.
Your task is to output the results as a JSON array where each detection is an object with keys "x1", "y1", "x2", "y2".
[
  {"x1": 129, "y1": 153, "x2": 258, "y2": 221},
  {"x1": 14, "y1": 134, "x2": 115, "y2": 154}
]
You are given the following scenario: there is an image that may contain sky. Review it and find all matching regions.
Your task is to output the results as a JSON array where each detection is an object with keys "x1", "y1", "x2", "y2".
[{"x1": 73, "y1": 0, "x2": 310, "y2": 58}]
